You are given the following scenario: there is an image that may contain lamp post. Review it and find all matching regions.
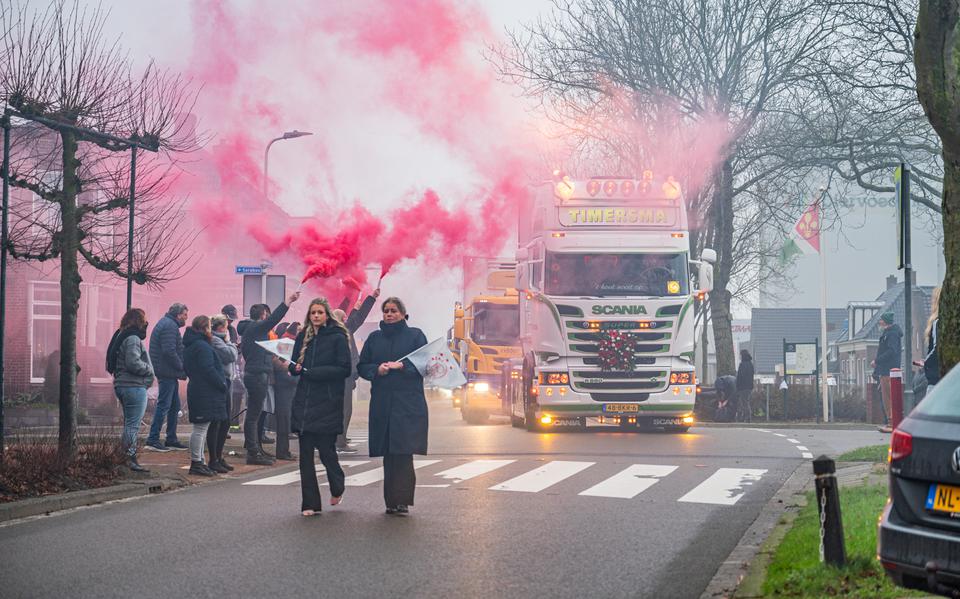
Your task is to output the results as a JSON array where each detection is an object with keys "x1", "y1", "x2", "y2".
[
  {"x1": 260, "y1": 130, "x2": 312, "y2": 304},
  {"x1": 1, "y1": 109, "x2": 10, "y2": 455},
  {"x1": 263, "y1": 130, "x2": 312, "y2": 200}
]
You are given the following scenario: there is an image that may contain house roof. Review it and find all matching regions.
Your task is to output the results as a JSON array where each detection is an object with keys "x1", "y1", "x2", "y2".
[
  {"x1": 749, "y1": 308, "x2": 848, "y2": 374},
  {"x1": 849, "y1": 283, "x2": 934, "y2": 341}
]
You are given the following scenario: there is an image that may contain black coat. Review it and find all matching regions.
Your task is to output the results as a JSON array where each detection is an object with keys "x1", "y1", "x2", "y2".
[
  {"x1": 238, "y1": 302, "x2": 290, "y2": 376},
  {"x1": 736, "y1": 358, "x2": 754, "y2": 391},
  {"x1": 358, "y1": 320, "x2": 429, "y2": 457},
  {"x1": 183, "y1": 328, "x2": 228, "y2": 423},
  {"x1": 874, "y1": 323, "x2": 903, "y2": 377},
  {"x1": 289, "y1": 324, "x2": 351, "y2": 435}
]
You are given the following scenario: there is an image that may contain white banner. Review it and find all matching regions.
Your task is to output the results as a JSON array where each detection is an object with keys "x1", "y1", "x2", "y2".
[
  {"x1": 256, "y1": 339, "x2": 296, "y2": 362},
  {"x1": 402, "y1": 338, "x2": 467, "y2": 390}
]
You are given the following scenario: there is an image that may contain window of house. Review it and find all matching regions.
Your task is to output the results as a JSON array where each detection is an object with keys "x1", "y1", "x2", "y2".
[{"x1": 29, "y1": 281, "x2": 61, "y2": 383}]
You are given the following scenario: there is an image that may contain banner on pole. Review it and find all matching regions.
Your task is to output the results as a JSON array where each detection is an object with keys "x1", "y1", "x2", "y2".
[
  {"x1": 403, "y1": 338, "x2": 467, "y2": 389},
  {"x1": 256, "y1": 339, "x2": 296, "y2": 362}
]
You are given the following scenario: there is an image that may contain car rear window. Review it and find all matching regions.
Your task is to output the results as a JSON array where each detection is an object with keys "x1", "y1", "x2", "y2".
[{"x1": 915, "y1": 366, "x2": 960, "y2": 419}]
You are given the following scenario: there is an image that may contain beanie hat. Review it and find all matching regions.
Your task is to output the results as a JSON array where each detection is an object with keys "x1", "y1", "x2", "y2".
[{"x1": 880, "y1": 312, "x2": 894, "y2": 324}]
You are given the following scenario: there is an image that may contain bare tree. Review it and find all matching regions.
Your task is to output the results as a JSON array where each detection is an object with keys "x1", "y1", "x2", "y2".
[
  {"x1": 915, "y1": 0, "x2": 960, "y2": 373},
  {"x1": 1, "y1": 1, "x2": 199, "y2": 460},
  {"x1": 496, "y1": 0, "x2": 842, "y2": 375}
]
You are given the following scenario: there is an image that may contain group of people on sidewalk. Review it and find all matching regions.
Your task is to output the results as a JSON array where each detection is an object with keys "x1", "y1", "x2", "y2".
[{"x1": 106, "y1": 289, "x2": 431, "y2": 516}]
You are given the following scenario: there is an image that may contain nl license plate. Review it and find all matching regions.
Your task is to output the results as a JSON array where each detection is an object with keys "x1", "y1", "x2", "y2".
[
  {"x1": 926, "y1": 484, "x2": 960, "y2": 516},
  {"x1": 603, "y1": 403, "x2": 639, "y2": 413}
]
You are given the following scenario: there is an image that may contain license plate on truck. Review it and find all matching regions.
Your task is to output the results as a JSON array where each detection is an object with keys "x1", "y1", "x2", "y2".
[
  {"x1": 603, "y1": 404, "x2": 639, "y2": 413},
  {"x1": 926, "y1": 483, "x2": 960, "y2": 516}
]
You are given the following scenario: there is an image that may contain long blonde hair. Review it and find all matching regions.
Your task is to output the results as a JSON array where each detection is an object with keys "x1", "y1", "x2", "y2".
[
  {"x1": 298, "y1": 297, "x2": 347, "y2": 363},
  {"x1": 926, "y1": 286, "x2": 941, "y2": 339}
]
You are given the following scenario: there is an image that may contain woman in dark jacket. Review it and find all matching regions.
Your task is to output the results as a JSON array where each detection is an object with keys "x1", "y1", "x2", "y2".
[
  {"x1": 735, "y1": 350, "x2": 755, "y2": 422},
  {"x1": 289, "y1": 298, "x2": 351, "y2": 516},
  {"x1": 183, "y1": 315, "x2": 228, "y2": 477},
  {"x1": 357, "y1": 296, "x2": 429, "y2": 515}
]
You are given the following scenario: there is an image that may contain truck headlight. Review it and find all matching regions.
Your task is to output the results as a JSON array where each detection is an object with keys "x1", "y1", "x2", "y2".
[{"x1": 474, "y1": 382, "x2": 490, "y2": 393}]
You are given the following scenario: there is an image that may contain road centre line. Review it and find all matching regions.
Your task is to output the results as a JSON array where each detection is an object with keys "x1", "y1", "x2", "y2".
[{"x1": 787, "y1": 438, "x2": 800, "y2": 444}]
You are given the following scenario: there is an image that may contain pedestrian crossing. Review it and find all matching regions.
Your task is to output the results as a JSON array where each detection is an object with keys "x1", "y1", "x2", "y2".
[{"x1": 243, "y1": 457, "x2": 770, "y2": 506}]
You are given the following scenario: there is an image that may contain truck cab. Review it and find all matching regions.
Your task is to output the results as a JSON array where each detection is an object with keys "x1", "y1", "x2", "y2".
[{"x1": 512, "y1": 173, "x2": 715, "y2": 432}]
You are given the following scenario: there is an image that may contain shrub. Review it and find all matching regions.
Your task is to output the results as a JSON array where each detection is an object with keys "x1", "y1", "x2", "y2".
[{"x1": 0, "y1": 430, "x2": 127, "y2": 502}]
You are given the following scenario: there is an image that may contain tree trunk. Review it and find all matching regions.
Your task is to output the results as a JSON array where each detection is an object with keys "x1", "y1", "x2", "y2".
[
  {"x1": 709, "y1": 158, "x2": 737, "y2": 377},
  {"x1": 57, "y1": 131, "x2": 81, "y2": 462},
  {"x1": 914, "y1": 0, "x2": 960, "y2": 374},
  {"x1": 939, "y1": 150, "x2": 960, "y2": 373}
]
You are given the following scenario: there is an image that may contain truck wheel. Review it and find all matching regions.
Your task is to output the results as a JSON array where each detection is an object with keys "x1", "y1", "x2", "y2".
[{"x1": 510, "y1": 414, "x2": 524, "y2": 428}]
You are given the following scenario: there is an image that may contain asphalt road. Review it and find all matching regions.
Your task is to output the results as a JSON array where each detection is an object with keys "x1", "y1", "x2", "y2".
[{"x1": 0, "y1": 403, "x2": 888, "y2": 599}]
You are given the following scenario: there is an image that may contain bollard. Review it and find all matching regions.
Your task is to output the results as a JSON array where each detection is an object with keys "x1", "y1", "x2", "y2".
[
  {"x1": 812, "y1": 455, "x2": 846, "y2": 567},
  {"x1": 889, "y1": 368, "x2": 904, "y2": 429}
]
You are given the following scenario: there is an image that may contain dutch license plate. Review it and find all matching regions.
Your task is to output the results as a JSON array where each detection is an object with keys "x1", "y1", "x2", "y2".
[
  {"x1": 652, "y1": 417, "x2": 683, "y2": 426},
  {"x1": 603, "y1": 403, "x2": 639, "y2": 413},
  {"x1": 926, "y1": 484, "x2": 960, "y2": 516}
]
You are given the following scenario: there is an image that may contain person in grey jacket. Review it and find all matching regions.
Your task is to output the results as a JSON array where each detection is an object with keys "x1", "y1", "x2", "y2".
[
  {"x1": 206, "y1": 314, "x2": 239, "y2": 473},
  {"x1": 146, "y1": 303, "x2": 189, "y2": 451},
  {"x1": 107, "y1": 308, "x2": 155, "y2": 472}
]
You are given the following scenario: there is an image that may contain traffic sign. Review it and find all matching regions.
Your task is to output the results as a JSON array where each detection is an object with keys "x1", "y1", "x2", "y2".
[{"x1": 235, "y1": 265, "x2": 264, "y2": 275}]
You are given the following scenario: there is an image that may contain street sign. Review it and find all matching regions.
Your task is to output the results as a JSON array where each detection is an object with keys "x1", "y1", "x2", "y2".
[
  {"x1": 784, "y1": 341, "x2": 817, "y2": 375},
  {"x1": 236, "y1": 265, "x2": 264, "y2": 275}
]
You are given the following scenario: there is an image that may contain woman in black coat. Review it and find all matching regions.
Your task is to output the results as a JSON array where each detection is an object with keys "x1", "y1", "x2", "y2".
[
  {"x1": 289, "y1": 298, "x2": 351, "y2": 516},
  {"x1": 357, "y1": 296, "x2": 429, "y2": 515},
  {"x1": 183, "y1": 316, "x2": 228, "y2": 477}
]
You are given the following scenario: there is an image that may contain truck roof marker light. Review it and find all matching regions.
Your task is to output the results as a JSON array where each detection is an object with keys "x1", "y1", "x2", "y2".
[
  {"x1": 551, "y1": 232, "x2": 565, "y2": 238},
  {"x1": 621, "y1": 180, "x2": 634, "y2": 196},
  {"x1": 643, "y1": 170, "x2": 654, "y2": 181},
  {"x1": 671, "y1": 232, "x2": 685, "y2": 238},
  {"x1": 603, "y1": 180, "x2": 617, "y2": 196},
  {"x1": 587, "y1": 180, "x2": 601, "y2": 196}
]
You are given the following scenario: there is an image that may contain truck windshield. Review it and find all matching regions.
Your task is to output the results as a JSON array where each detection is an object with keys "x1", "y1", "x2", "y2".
[
  {"x1": 473, "y1": 303, "x2": 519, "y2": 346},
  {"x1": 544, "y1": 252, "x2": 689, "y2": 297}
]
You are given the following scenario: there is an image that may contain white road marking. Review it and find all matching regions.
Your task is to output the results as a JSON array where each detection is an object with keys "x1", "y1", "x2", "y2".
[
  {"x1": 490, "y1": 461, "x2": 595, "y2": 493},
  {"x1": 337, "y1": 460, "x2": 440, "y2": 487},
  {"x1": 678, "y1": 468, "x2": 767, "y2": 505},
  {"x1": 773, "y1": 433, "x2": 786, "y2": 437},
  {"x1": 579, "y1": 464, "x2": 678, "y2": 499},
  {"x1": 796, "y1": 446, "x2": 808, "y2": 451},
  {"x1": 434, "y1": 460, "x2": 516, "y2": 483},
  {"x1": 243, "y1": 461, "x2": 370, "y2": 486},
  {"x1": 802, "y1": 452, "x2": 813, "y2": 459},
  {"x1": 416, "y1": 484, "x2": 450, "y2": 488},
  {"x1": 787, "y1": 438, "x2": 800, "y2": 444}
]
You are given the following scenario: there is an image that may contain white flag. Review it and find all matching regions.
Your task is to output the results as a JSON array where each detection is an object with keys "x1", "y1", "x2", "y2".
[
  {"x1": 256, "y1": 339, "x2": 296, "y2": 361},
  {"x1": 403, "y1": 338, "x2": 467, "y2": 389}
]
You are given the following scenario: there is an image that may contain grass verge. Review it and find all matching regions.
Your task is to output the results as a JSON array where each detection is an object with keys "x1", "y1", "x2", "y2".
[
  {"x1": 837, "y1": 444, "x2": 889, "y2": 463},
  {"x1": 762, "y1": 484, "x2": 926, "y2": 598}
]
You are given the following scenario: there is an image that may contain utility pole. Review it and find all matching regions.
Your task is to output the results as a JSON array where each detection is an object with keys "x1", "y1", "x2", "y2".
[{"x1": 0, "y1": 110, "x2": 10, "y2": 456}]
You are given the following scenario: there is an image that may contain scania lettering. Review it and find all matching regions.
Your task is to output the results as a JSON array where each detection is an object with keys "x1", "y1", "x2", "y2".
[{"x1": 508, "y1": 174, "x2": 715, "y2": 433}]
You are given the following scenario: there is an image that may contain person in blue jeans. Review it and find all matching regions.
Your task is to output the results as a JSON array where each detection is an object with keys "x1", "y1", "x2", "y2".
[
  {"x1": 146, "y1": 303, "x2": 189, "y2": 451},
  {"x1": 106, "y1": 308, "x2": 155, "y2": 471}
]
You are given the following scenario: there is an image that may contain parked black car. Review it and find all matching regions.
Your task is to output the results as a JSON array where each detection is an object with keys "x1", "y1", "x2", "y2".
[{"x1": 879, "y1": 364, "x2": 960, "y2": 596}]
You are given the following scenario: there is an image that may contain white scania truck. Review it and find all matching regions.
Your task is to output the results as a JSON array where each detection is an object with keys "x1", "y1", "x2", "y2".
[{"x1": 506, "y1": 173, "x2": 715, "y2": 433}]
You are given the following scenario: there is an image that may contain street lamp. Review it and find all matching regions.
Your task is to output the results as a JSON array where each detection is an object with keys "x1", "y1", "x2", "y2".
[{"x1": 263, "y1": 130, "x2": 312, "y2": 200}]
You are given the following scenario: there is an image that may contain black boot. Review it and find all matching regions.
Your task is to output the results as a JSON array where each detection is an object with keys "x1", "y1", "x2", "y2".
[
  {"x1": 128, "y1": 456, "x2": 150, "y2": 473},
  {"x1": 219, "y1": 458, "x2": 235, "y2": 472},
  {"x1": 209, "y1": 460, "x2": 230, "y2": 474},
  {"x1": 189, "y1": 461, "x2": 216, "y2": 477},
  {"x1": 246, "y1": 451, "x2": 273, "y2": 466}
]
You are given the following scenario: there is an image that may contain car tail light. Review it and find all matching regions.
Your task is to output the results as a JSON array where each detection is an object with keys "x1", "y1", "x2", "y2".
[{"x1": 889, "y1": 429, "x2": 912, "y2": 462}]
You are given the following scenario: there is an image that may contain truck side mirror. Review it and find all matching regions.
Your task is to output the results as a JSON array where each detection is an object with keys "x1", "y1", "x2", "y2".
[
  {"x1": 454, "y1": 307, "x2": 465, "y2": 340},
  {"x1": 697, "y1": 262, "x2": 714, "y2": 294}
]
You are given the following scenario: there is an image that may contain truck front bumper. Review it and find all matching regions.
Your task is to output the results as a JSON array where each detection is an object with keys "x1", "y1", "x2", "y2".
[{"x1": 532, "y1": 387, "x2": 695, "y2": 423}]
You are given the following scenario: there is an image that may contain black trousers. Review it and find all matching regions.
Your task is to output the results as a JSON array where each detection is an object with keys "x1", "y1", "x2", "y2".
[
  {"x1": 336, "y1": 385, "x2": 354, "y2": 449},
  {"x1": 383, "y1": 454, "x2": 416, "y2": 508},
  {"x1": 299, "y1": 432, "x2": 345, "y2": 511},
  {"x1": 243, "y1": 374, "x2": 268, "y2": 452},
  {"x1": 274, "y1": 384, "x2": 295, "y2": 457}
]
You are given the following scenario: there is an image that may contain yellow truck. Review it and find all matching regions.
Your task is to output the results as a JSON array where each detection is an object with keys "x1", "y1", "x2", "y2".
[{"x1": 452, "y1": 258, "x2": 521, "y2": 424}]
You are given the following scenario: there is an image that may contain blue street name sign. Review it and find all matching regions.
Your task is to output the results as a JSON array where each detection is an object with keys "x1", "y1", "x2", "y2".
[{"x1": 235, "y1": 265, "x2": 264, "y2": 275}]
